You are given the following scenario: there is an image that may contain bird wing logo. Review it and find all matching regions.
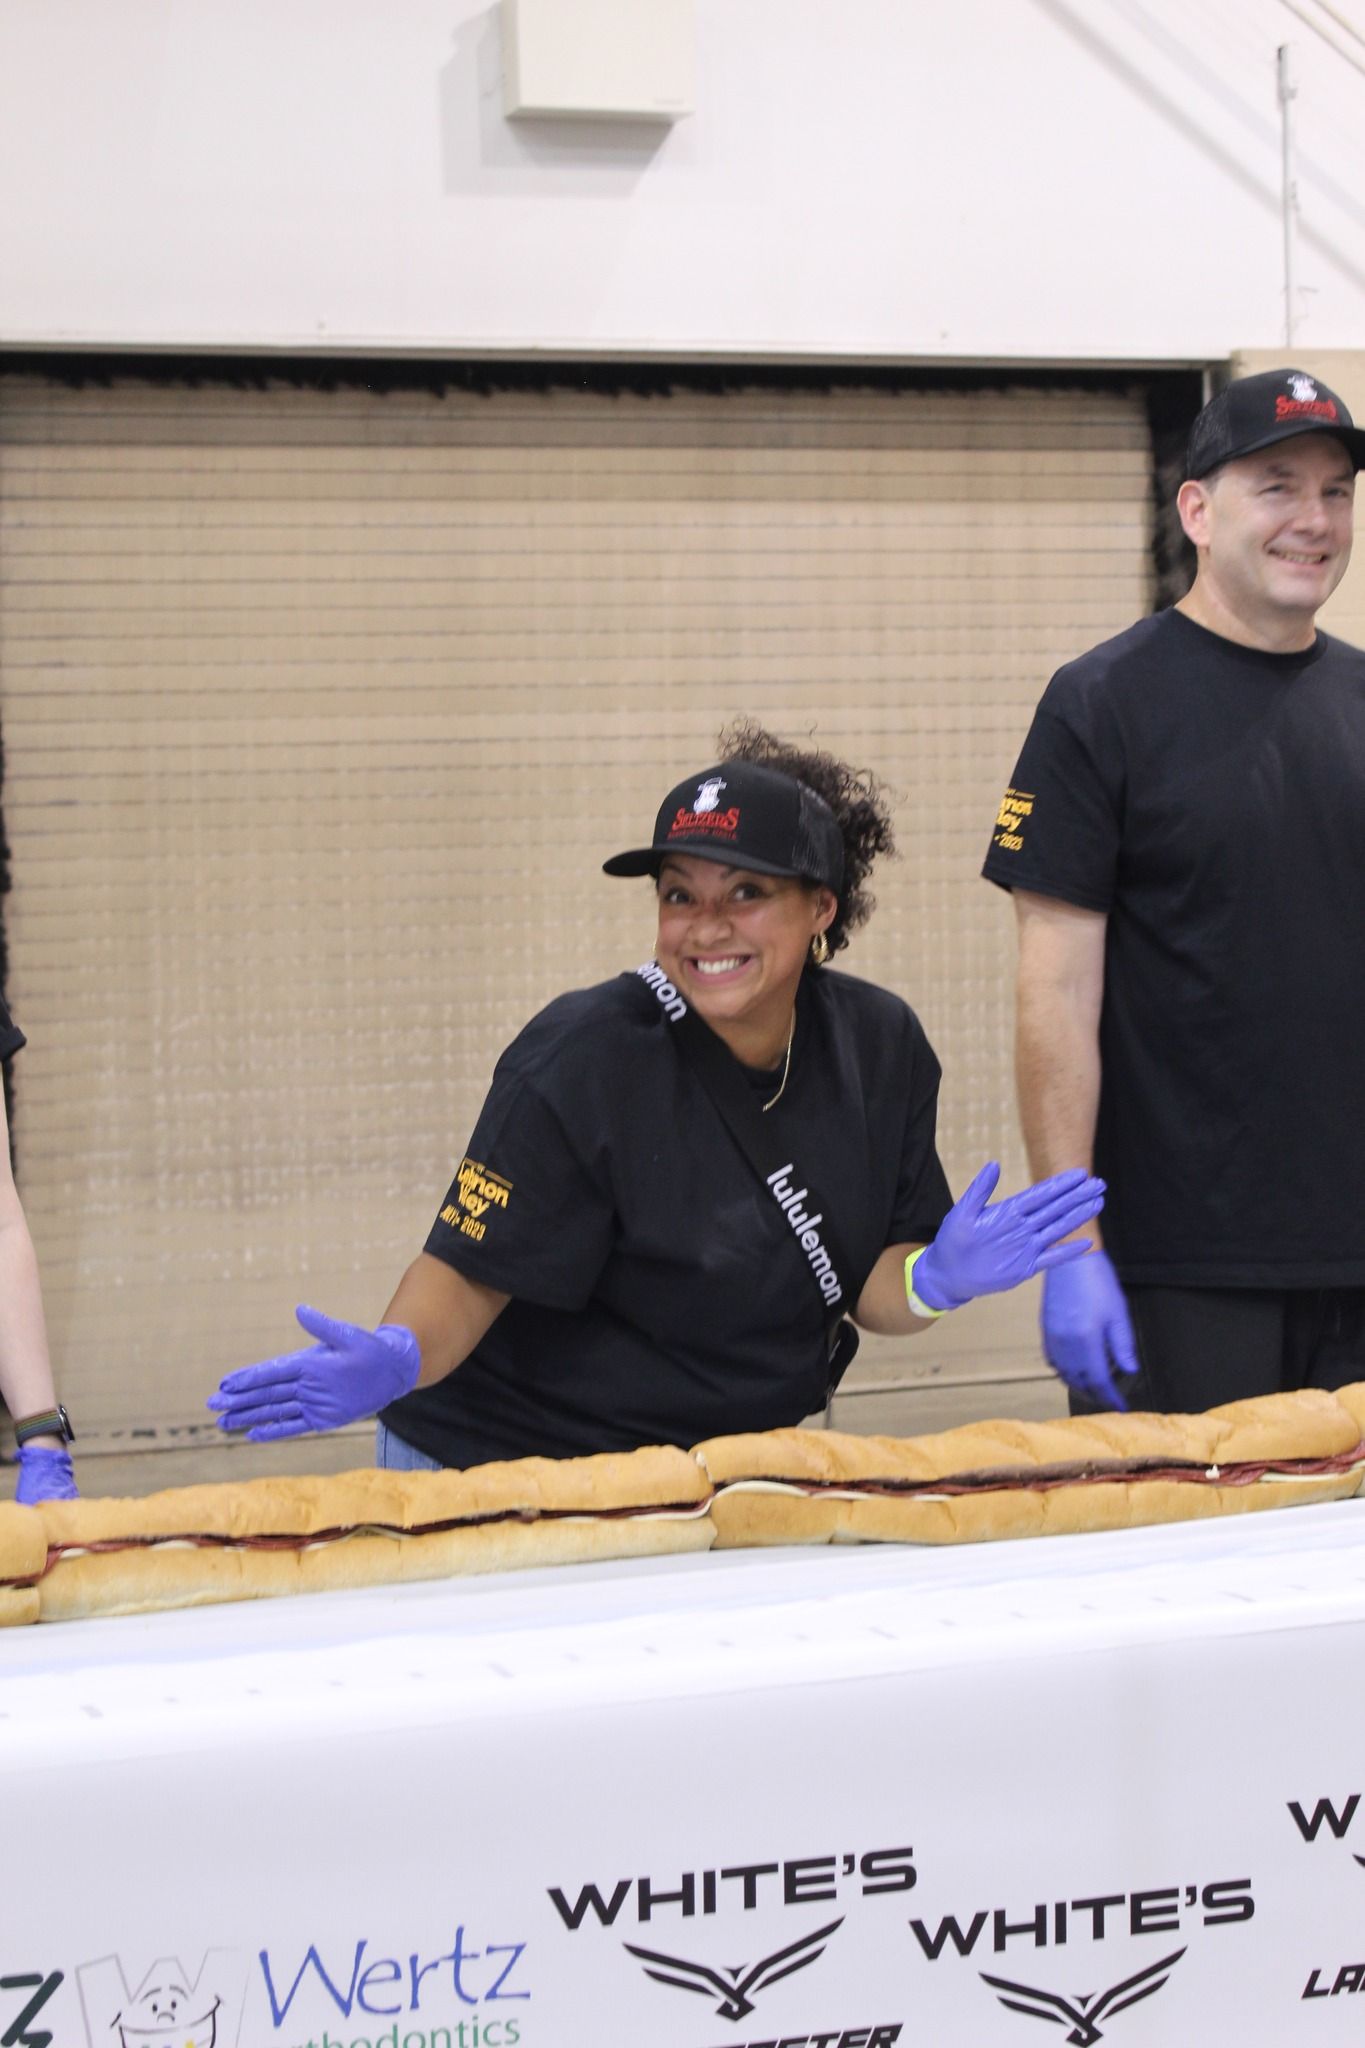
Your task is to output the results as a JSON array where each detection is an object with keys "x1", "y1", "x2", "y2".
[
  {"x1": 979, "y1": 1946, "x2": 1187, "y2": 2046},
  {"x1": 622, "y1": 1916, "x2": 844, "y2": 2022}
]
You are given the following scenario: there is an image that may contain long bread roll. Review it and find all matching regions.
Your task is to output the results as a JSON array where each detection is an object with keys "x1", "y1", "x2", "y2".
[
  {"x1": 19, "y1": 1385, "x2": 1365, "y2": 1622},
  {"x1": 37, "y1": 1445, "x2": 713, "y2": 1621},
  {"x1": 695, "y1": 1387, "x2": 1365, "y2": 1548}
]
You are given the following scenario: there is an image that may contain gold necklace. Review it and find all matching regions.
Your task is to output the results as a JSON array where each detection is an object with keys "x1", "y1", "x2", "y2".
[{"x1": 761, "y1": 1016, "x2": 796, "y2": 1113}]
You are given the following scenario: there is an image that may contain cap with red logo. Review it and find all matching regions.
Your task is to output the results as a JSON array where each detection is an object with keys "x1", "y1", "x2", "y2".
[
  {"x1": 1186, "y1": 368, "x2": 1365, "y2": 479},
  {"x1": 603, "y1": 760, "x2": 844, "y2": 896}
]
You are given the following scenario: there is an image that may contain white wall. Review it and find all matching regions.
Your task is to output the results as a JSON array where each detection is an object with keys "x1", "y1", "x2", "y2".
[{"x1": 1, "y1": 0, "x2": 1362, "y2": 361}]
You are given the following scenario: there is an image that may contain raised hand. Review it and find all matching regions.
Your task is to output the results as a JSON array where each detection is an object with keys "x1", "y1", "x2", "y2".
[
  {"x1": 910, "y1": 1162, "x2": 1104, "y2": 1311},
  {"x1": 207, "y1": 1306, "x2": 421, "y2": 1442}
]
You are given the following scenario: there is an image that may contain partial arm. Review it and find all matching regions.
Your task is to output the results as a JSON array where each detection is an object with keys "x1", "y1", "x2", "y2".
[
  {"x1": 383, "y1": 1253, "x2": 510, "y2": 1386},
  {"x1": 1013, "y1": 889, "x2": 1107, "y2": 1186},
  {"x1": 0, "y1": 1140, "x2": 59, "y2": 1428},
  {"x1": 0, "y1": 1088, "x2": 77, "y2": 1500},
  {"x1": 1012, "y1": 889, "x2": 1138, "y2": 1409},
  {"x1": 853, "y1": 1163, "x2": 1104, "y2": 1335},
  {"x1": 855, "y1": 1241, "x2": 944, "y2": 1335},
  {"x1": 210, "y1": 1256, "x2": 510, "y2": 1442}
]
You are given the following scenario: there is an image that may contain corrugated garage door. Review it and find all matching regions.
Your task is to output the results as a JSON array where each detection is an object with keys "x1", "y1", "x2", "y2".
[{"x1": 0, "y1": 372, "x2": 1153, "y2": 1479}]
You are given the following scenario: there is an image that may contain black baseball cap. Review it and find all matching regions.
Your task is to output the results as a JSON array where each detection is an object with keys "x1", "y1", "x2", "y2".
[
  {"x1": 1186, "y1": 368, "x2": 1365, "y2": 479},
  {"x1": 603, "y1": 760, "x2": 845, "y2": 896}
]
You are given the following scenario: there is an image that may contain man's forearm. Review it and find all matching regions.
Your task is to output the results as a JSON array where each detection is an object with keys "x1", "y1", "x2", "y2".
[
  {"x1": 1011, "y1": 891, "x2": 1107, "y2": 1210},
  {"x1": 1010, "y1": 893, "x2": 1131, "y2": 1401},
  {"x1": 1016, "y1": 986, "x2": 1102, "y2": 1182}
]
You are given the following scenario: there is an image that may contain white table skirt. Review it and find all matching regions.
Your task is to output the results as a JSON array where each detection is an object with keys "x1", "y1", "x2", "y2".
[{"x1": 7, "y1": 1499, "x2": 1365, "y2": 2048}]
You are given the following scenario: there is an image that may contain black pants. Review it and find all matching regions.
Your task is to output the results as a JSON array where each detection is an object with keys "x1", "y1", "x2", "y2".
[{"x1": 1068, "y1": 1285, "x2": 1365, "y2": 1416}]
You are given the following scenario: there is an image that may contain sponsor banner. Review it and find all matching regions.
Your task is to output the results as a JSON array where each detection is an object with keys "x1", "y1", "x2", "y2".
[
  {"x1": 11, "y1": 1516, "x2": 1365, "y2": 2041},
  {"x1": 53, "y1": 1932, "x2": 530, "y2": 2048},
  {"x1": 1288, "y1": 1789, "x2": 1365, "y2": 2017}
]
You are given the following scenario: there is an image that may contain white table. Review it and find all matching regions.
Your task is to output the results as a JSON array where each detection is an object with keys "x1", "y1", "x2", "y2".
[{"x1": 8, "y1": 1501, "x2": 1365, "y2": 2048}]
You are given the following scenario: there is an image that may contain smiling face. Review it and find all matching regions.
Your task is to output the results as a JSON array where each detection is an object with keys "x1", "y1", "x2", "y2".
[
  {"x1": 1177, "y1": 435, "x2": 1355, "y2": 650},
  {"x1": 654, "y1": 855, "x2": 837, "y2": 1066},
  {"x1": 117, "y1": 1980, "x2": 219, "y2": 2048}
]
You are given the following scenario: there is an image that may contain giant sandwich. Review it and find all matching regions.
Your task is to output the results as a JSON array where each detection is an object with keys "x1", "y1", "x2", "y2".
[
  {"x1": 6, "y1": 1387, "x2": 1365, "y2": 1626},
  {"x1": 30, "y1": 1445, "x2": 714, "y2": 1621},
  {"x1": 694, "y1": 1386, "x2": 1365, "y2": 1548}
]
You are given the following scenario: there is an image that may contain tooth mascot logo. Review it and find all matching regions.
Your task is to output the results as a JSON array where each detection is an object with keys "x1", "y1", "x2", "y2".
[{"x1": 77, "y1": 1951, "x2": 246, "y2": 2048}]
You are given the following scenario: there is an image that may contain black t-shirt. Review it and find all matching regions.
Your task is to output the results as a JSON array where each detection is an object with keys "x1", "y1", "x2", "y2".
[
  {"x1": 384, "y1": 966, "x2": 952, "y2": 1466},
  {"x1": 0, "y1": 998, "x2": 25, "y2": 1063},
  {"x1": 983, "y1": 607, "x2": 1365, "y2": 1286}
]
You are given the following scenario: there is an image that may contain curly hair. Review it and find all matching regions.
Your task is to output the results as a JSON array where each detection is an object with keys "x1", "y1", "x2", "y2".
[{"x1": 716, "y1": 719, "x2": 897, "y2": 955}]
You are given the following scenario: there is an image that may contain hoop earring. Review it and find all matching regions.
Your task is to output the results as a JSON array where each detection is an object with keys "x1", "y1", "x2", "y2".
[{"x1": 810, "y1": 932, "x2": 831, "y2": 967}]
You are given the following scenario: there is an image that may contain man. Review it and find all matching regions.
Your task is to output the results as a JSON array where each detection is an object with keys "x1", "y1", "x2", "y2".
[{"x1": 982, "y1": 367, "x2": 1365, "y2": 1413}]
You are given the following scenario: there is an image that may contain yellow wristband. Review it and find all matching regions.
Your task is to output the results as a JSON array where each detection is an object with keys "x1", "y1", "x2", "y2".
[{"x1": 904, "y1": 1247, "x2": 950, "y2": 1320}]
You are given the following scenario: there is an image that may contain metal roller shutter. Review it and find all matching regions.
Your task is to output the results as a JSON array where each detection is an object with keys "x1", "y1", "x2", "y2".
[{"x1": 0, "y1": 371, "x2": 1153, "y2": 1478}]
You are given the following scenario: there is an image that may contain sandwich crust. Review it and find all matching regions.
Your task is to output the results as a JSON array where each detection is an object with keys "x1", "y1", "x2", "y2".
[
  {"x1": 694, "y1": 1388, "x2": 1362, "y2": 1491},
  {"x1": 37, "y1": 1443, "x2": 709, "y2": 1550},
  {"x1": 0, "y1": 1502, "x2": 47, "y2": 1622},
  {"x1": 698, "y1": 1386, "x2": 1365, "y2": 1548},
  {"x1": 706, "y1": 1470, "x2": 1360, "y2": 1548},
  {"x1": 0, "y1": 1500, "x2": 48, "y2": 1579},
  {"x1": 38, "y1": 1507, "x2": 714, "y2": 1621}
]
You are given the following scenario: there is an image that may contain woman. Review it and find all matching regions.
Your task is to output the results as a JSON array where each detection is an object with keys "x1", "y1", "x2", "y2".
[
  {"x1": 0, "y1": 1000, "x2": 78, "y2": 1503},
  {"x1": 210, "y1": 726, "x2": 1101, "y2": 1464}
]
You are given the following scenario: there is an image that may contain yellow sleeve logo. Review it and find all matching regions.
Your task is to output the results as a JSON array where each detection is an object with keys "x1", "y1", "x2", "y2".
[
  {"x1": 993, "y1": 786, "x2": 1034, "y2": 854},
  {"x1": 438, "y1": 1157, "x2": 513, "y2": 1245}
]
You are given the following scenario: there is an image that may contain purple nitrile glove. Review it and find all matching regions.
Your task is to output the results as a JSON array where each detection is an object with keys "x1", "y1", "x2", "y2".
[
  {"x1": 15, "y1": 1443, "x2": 78, "y2": 1504},
  {"x1": 912, "y1": 1163, "x2": 1105, "y2": 1312},
  {"x1": 207, "y1": 1306, "x2": 421, "y2": 1442},
  {"x1": 1040, "y1": 1249, "x2": 1140, "y2": 1412}
]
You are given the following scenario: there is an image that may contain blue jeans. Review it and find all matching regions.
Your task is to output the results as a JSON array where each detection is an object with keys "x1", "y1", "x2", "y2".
[{"x1": 375, "y1": 1420, "x2": 442, "y2": 1472}]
